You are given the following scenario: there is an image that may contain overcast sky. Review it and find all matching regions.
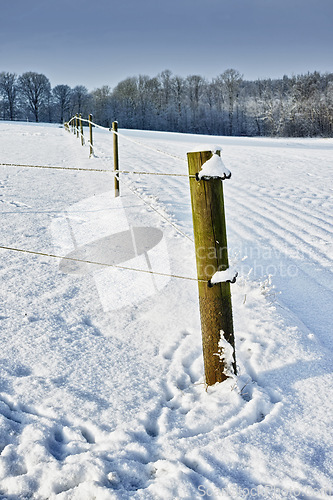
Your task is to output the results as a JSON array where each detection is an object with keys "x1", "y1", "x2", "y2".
[{"x1": 1, "y1": 0, "x2": 332, "y2": 90}]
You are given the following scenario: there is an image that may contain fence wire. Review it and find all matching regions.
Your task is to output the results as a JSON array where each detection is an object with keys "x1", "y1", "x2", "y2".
[
  {"x1": 0, "y1": 245, "x2": 206, "y2": 283},
  {"x1": 69, "y1": 116, "x2": 187, "y2": 163},
  {"x1": 1, "y1": 117, "x2": 198, "y2": 282},
  {"x1": 0, "y1": 162, "x2": 195, "y2": 178},
  {"x1": 66, "y1": 122, "x2": 196, "y2": 243}
]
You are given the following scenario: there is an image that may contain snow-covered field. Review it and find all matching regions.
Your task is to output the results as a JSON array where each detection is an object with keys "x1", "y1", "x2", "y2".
[{"x1": 0, "y1": 121, "x2": 332, "y2": 499}]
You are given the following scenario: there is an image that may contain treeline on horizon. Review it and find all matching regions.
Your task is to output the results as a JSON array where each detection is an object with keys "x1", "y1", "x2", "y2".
[{"x1": 1, "y1": 69, "x2": 332, "y2": 137}]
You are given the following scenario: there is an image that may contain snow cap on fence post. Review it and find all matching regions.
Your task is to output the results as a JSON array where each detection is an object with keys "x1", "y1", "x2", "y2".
[
  {"x1": 197, "y1": 151, "x2": 231, "y2": 181},
  {"x1": 187, "y1": 146, "x2": 231, "y2": 180}
]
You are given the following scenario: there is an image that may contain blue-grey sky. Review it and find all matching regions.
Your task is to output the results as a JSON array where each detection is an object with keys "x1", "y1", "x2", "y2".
[{"x1": 1, "y1": 0, "x2": 332, "y2": 90}]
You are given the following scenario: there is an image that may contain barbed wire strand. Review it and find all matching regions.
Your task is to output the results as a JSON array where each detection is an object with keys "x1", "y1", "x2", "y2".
[
  {"x1": 0, "y1": 162, "x2": 194, "y2": 178},
  {"x1": 0, "y1": 162, "x2": 110, "y2": 173},
  {"x1": 0, "y1": 244, "x2": 205, "y2": 283},
  {"x1": 119, "y1": 170, "x2": 191, "y2": 177}
]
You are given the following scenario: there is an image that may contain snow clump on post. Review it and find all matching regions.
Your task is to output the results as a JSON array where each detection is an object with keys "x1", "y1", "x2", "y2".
[{"x1": 197, "y1": 150, "x2": 231, "y2": 180}]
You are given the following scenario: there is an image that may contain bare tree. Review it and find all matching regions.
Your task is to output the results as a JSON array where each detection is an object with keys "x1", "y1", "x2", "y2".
[
  {"x1": 53, "y1": 84, "x2": 72, "y2": 123},
  {"x1": 172, "y1": 75, "x2": 186, "y2": 130},
  {"x1": 218, "y1": 69, "x2": 243, "y2": 135},
  {"x1": 0, "y1": 72, "x2": 18, "y2": 120},
  {"x1": 71, "y1": 85, "x2": 90, "y2": 116},
  {"x1": 18, "y1": 72, "x2": 51, "y2": 122},
  {"x1": 91, "y1": 85, "x2": 113, "y2": 126},
  {"x1": 111, "y1": 77, "x2": 138, "y2": 128},
  {"x1": 186, "y1": 75, "x2": 206, "y2": 132},
  {"x1": 159, "y1": 69, "x2": 173, "y2": 108}
]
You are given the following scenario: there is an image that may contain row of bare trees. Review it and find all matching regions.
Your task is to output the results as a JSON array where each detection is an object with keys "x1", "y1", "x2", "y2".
[
  {"x1": 1, "y1": 69, "x2": 332, "y2": 137},
  {"x1": 105, "y1": 69, "x2": 333, "y2": 137},
  {"x1": 0, "y1": 71, "x2": 90, "y2": 123}
]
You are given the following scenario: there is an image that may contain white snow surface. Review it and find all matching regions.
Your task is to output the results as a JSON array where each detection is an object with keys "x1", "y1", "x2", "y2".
[{"x1": 0, "y1": 122, "x2": 332, "y2": 499}]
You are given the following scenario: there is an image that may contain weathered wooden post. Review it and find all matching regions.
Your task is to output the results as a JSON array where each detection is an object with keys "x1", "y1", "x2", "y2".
[
  {"x1": 79, "y1": 114, "x2": 84, "y2": 146},
  {"x1": 187, "y1": 150, "x2": 236, "y2": 385},
  {"x1": 112, "y1": 121, "x2": 119, "y2": 197},
  {"x1": 89, "y1": 114, "x2": 93, "y2": 157},
  {"x1": 75, "y1": 114, "x2": 79, "y2": 138}
]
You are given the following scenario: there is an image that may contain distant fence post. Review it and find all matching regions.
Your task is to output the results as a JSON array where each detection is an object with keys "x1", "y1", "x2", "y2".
[
  {"x1": 112, "y1": 121, "x2": 119, "y2": 197},
  {"x1": 89, "y1": 114, "x2": 93, "y2": 157},
  {"x1": 187, "y1": 150, "x2": 236, "y2": 386},
  {"x1": 79, "y1": 114, "x2": 84, "y2": 146},
  {"x1": 75, "y1": 114, "x2": 79, "y2": 138}
]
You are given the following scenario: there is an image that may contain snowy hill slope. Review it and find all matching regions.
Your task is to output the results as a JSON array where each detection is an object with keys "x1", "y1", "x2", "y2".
[{"x1": 0, "y1": 122, "x2": 332, "y2": 499}]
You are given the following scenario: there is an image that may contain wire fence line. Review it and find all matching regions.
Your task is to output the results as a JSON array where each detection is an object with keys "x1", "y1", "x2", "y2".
[
  {"x1": 78, "y1": 130, "x2": 195, "y2": 243},
  {"x1": 1, "y1": 127, "x2": 195, "y2": 240},
  {"x1": 0, "y1": 162, "x2": 195, "y2": 178},
  {"x1": 0, "y1": 162, "x2": 111, "y2": 173},
  {"x1": 68, "y1": 115, "x2": 187, "y2": 163},
  {"x1": 65, "y1": 119, "x2": 196, "y2": 242},
  {"x1": 0, "y1": 245, "x2": 205, "y2": 283},
  {"x1": 1, "y1": 116, "x2": 197, "y2": 281}
]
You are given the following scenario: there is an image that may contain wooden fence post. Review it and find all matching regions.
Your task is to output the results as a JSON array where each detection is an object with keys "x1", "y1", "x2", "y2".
[
  {"x1": 79, "y1": 114, "x2": 84, "y2": 145},
  {"x1": 75, "y1": 114, "x2": 79, "y2": 138},
  {"x1": 112, "y1": 121, "x2": 119, "y2": 197},
  {"x1": 187, "y1": 150, "x2": 236, "y2": 386},
  {"x1": 89, "y1": 114, "x2": 93, "y2": 157}
]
